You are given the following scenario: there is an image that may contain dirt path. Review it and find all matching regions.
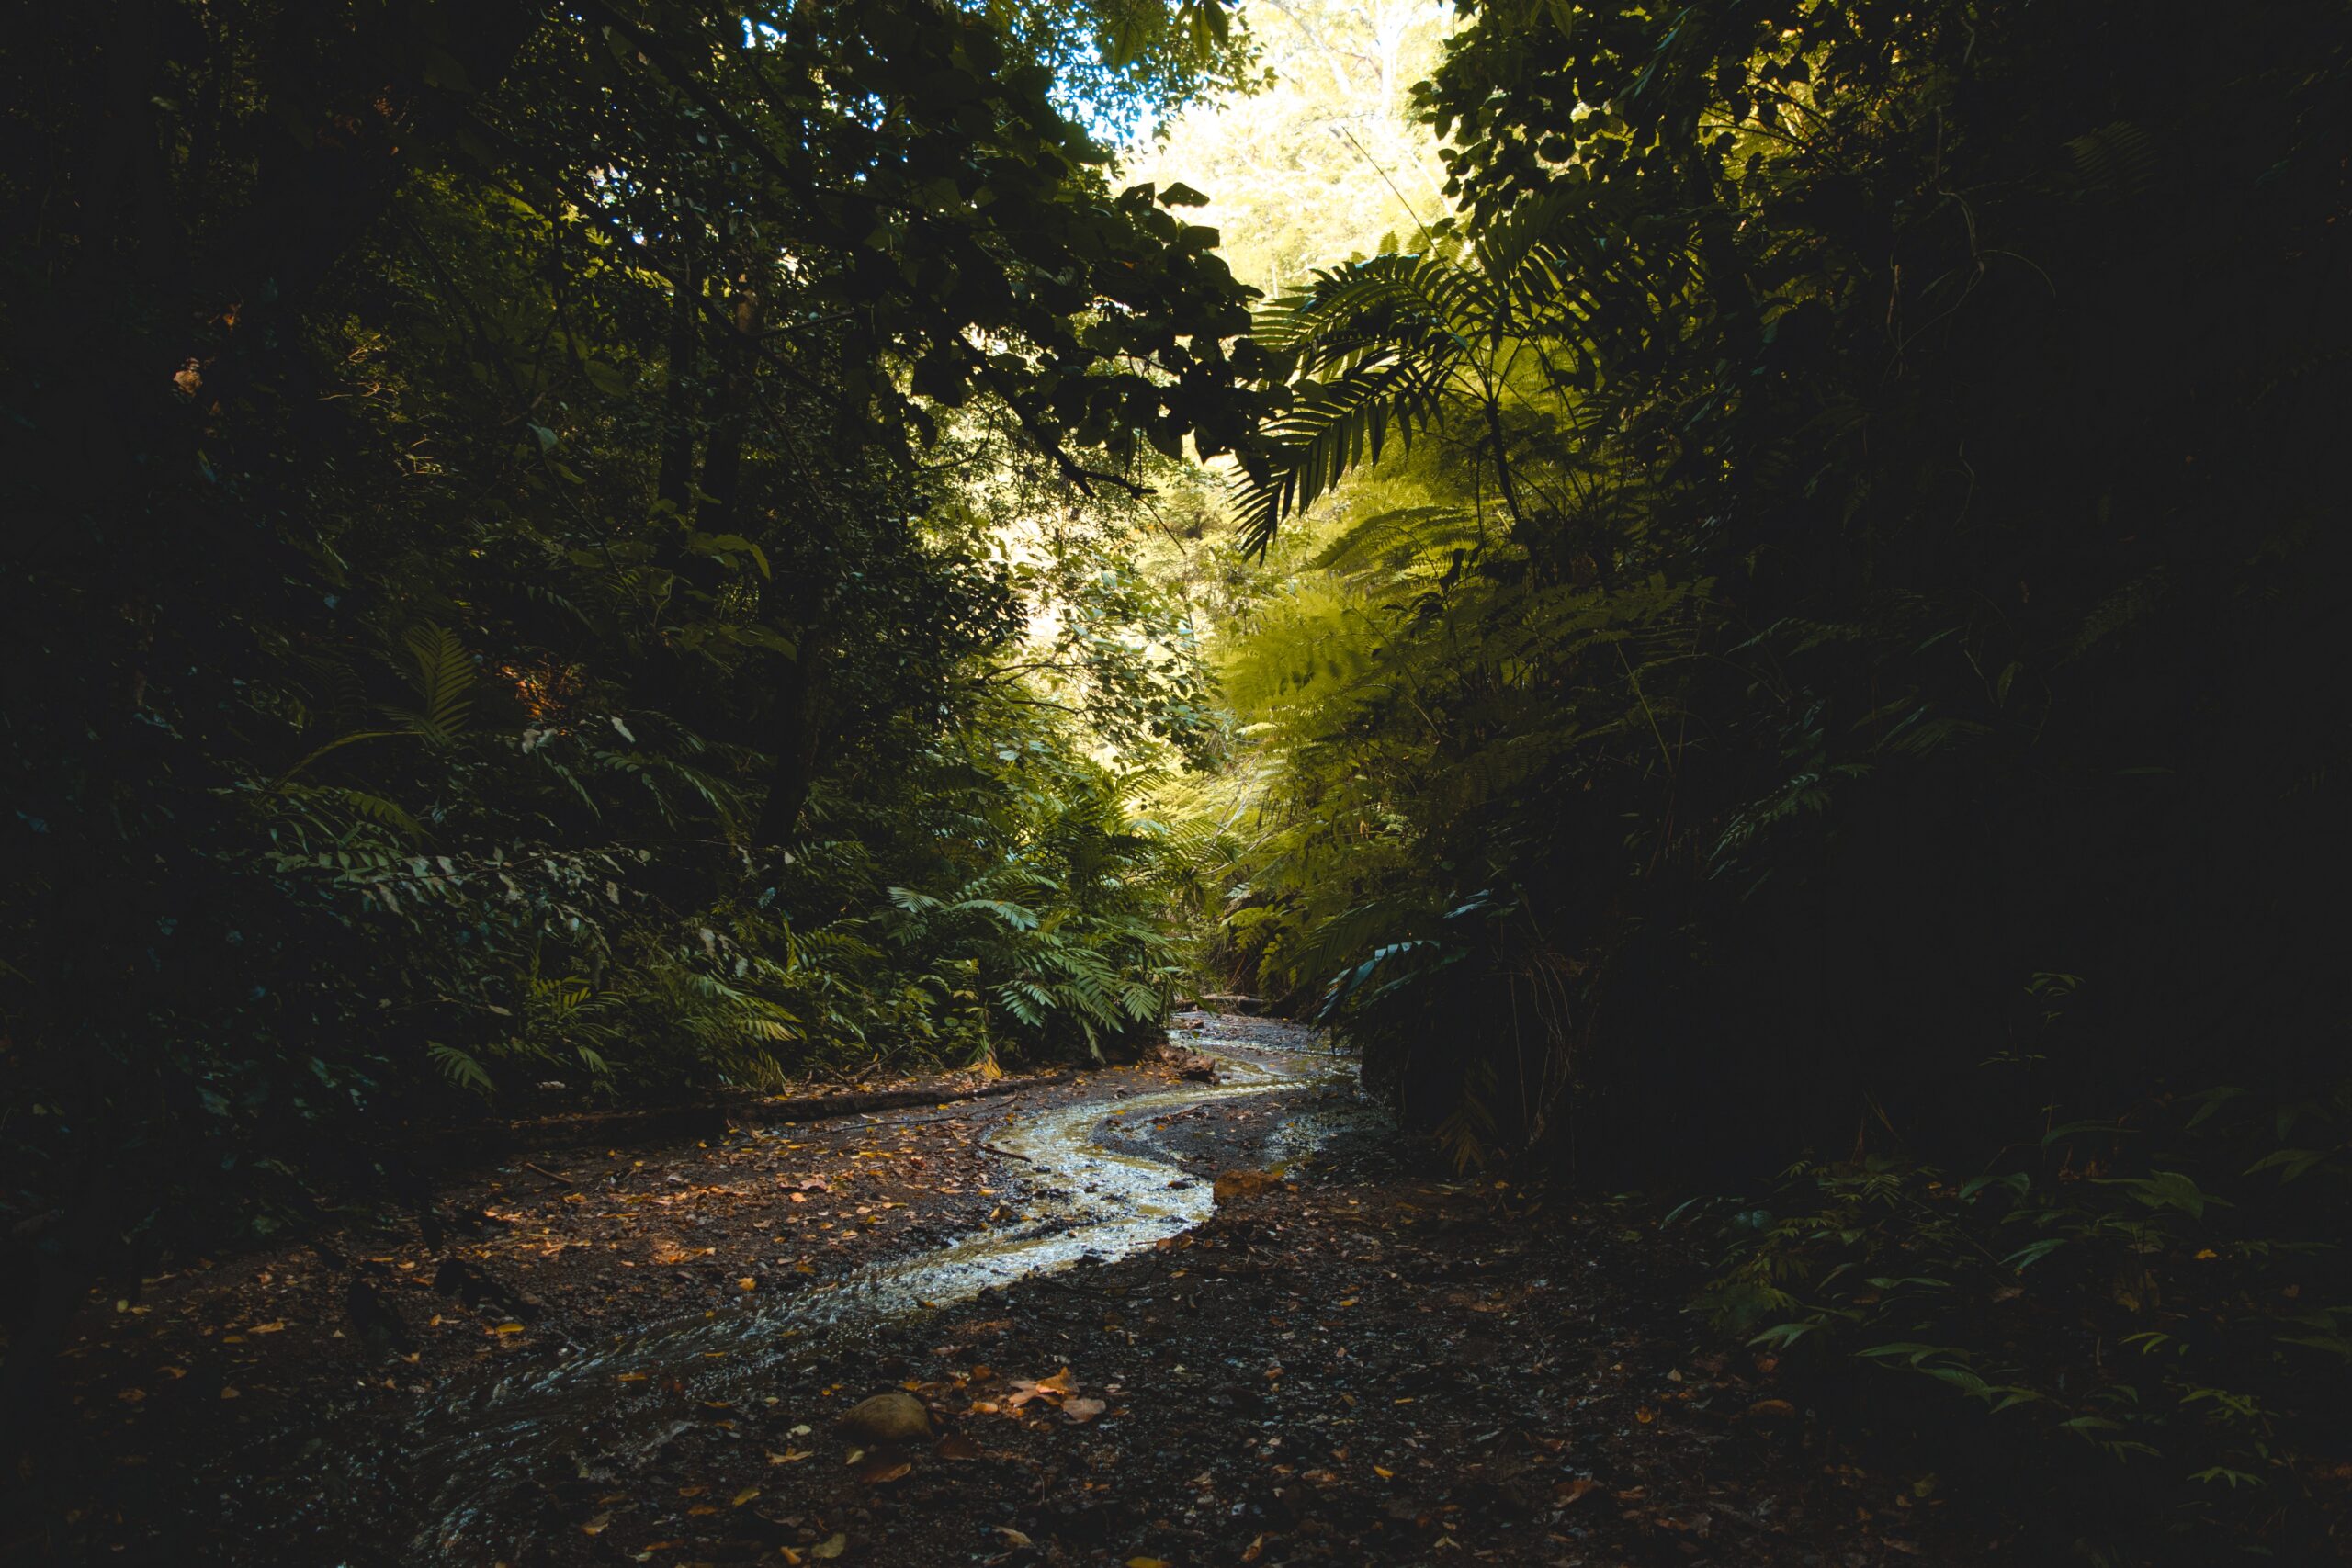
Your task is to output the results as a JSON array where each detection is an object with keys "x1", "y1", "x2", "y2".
[{"x1": 17, "y1": 1016, "x2": 2001, "y2": 1565}]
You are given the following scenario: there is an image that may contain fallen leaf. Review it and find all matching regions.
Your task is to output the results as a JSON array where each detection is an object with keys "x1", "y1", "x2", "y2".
[
  {"x1": 809, "y1": 1533, "x2": 847, "y2": 1559},
  {"x1": 493, "y1": 1322, "x2": 526, "y2": 1336},
  {"x1": 1558, "y1": 1478, "x2": 1600, "y2": 1506},
  {"x1": 249, "y1": 1321, "x2": 286, "y2": 1335},
  {"x1": 937, "y1": 1432, "x2": 982, "y2": 1460},
  {"x1": 732, "y1": 1486, "x2": 761, "y2": 1506},
  {"x1": 1214, "y1": 1168, "x2": 1279, "y2": 1204},
  {"x1": 1062, "y1": 1397, "x2": 1107, "y2": 1424},
  {"x1": 1126, "y1": 1558, "x2": 1172, "y2": 1568},
  {"x1": 855, "y1": 1457, "x2": 911, "y2": 1484},
  {"x1": 1001, "y1": 1364, "x2": 1078, "y2": 1410},
  {"x1": 768, "y1": 1450, "x2": 814, "y2": 1464},
  {"x1": 219, "y1": 1387, "x2": 240, "y2": 1401},
  {"x1": 1745, "y1": 1398, "x2": 1797, "y2": 1420},
  {"x1": 616, "y1": 1372, "x2": 650, "y2": 1383},
  {"x1": 994, "y1": 1526, "x2": 1033, "y2": 1549},
  {"x1": 581, "y1": 1512, "x2": 612, "y2": 1536}
]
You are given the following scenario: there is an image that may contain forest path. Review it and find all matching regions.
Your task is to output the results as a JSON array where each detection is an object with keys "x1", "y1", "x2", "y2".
[
  {"x1": 282, "y1": 1013, "x2": 1365, "y2": 1562},
  {"x1": 28, "y1": 1017, "x2": 1992, "y2": 1566}
]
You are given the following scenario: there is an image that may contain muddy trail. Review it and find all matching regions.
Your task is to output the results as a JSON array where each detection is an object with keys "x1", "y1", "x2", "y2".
[{"x1": 19, "y1": 1014, "x2": 2002, "y2": 1566}]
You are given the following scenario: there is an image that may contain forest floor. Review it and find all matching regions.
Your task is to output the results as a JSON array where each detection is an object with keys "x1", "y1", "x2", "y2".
[{"x1": 15, "y1": 1015, "x2": 2006, "y2": 1567}]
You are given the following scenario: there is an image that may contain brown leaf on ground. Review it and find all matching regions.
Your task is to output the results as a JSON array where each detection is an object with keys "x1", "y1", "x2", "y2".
[
  {"x1": 1214, "y1": 1169, "x2": 1281, "y2": 1204},
  {"x1": 1004, "y1": 1367, "x2": 1079, "y2": 1411}
]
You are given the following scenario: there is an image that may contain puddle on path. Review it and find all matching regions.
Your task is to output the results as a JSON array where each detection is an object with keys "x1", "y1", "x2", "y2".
[{"x1": 287, "y1": 1013, "x2": 1362, "y2": 1562}]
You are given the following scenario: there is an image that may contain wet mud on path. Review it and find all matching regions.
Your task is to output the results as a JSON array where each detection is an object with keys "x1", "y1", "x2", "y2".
[{"x1": 17, "y1": 1013, "x2": 2003, "y2": 1566}]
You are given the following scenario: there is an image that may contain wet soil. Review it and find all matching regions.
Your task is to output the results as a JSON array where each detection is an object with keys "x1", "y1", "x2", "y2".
[{"x1": 14, "y1": 1015, "x2": 2004, "y2": 1566}]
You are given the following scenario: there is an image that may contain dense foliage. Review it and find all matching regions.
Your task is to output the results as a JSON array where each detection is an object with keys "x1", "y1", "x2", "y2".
[
  {"x1": 1204, "y1": 0, "x2": 2352, "y2": 1550},
  {"x1": 0, "y1": 0, "x2": 1269, "y2": 1442},
  {"x1": 1221, "y1": 0, "x2": 2352, "y2": 1192}
]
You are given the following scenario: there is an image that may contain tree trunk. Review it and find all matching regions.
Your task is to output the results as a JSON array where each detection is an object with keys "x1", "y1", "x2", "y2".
[
  {"x1": 753, "y1": 644, "x2": 824, "y2": 846},
  {"x1": 695, "y1": 278, "x2": 763, "y2": 542},
  {"x1": 656, "y1": 245, "x2": 700, "y2": 513}
]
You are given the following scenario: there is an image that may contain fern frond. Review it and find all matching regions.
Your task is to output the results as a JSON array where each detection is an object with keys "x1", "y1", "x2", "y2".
[{"x1": 388, "y1": 623, "x2": 474, "y2": 745}]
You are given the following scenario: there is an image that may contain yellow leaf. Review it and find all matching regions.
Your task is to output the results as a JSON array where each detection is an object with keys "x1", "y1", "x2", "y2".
[
  {"x1": 1374, "y1": 1465, "x2": 1394, "y2": 1479},
  {"x1": 732, "y1": 1486, "x2": 761, "y2": 1506},
  {"x1": 809, "y1": 1533, "x2": 847, "y2": 1559},
  {"x1": 581, "y1": 1512, "x2": 612, "y2": 1536},
  {"x1": 1127, "y1": 1558, "x2": 1173, "y2": 1568},
  {"x1": 616, "y1": 1372, "x2": 649, "y2": 1382},
  {"x1": 219, "y1": 1387, "x2": 241, "y2": 1400},
  {"x1": 493, "y1": 1322, "x2": 526, "y2": 1336}
]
